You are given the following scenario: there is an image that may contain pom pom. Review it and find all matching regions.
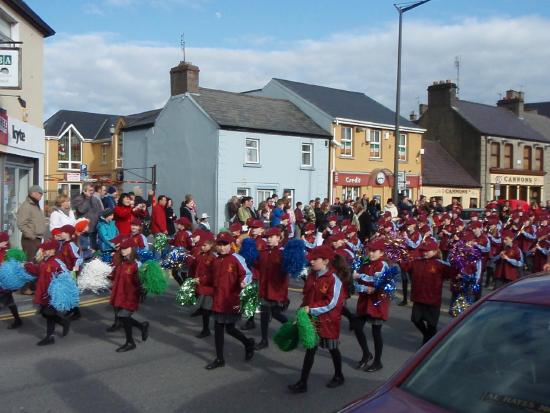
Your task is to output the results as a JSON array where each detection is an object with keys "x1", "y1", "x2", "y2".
[
  {"x1": 0, "y1": 259, "x2": 35, "y2": 290},
  {"x1": 449, "y1": 295, "x2": 470, "y2": 317},
  {"x1": 161, "y1": 247, "x2": 189, "y2": 270},
  {"x1": 384, "y1": 232, "x2": 409, "y2": 263},
  {"x1": 296, "y1": 307, "x2": 319, "y2": 349},
  {"x1": 239, "y1": 238, "x2": 259, "y2": 267},
  {"x1": 351, "y1": 252, "x2": 370, "y2": 272},
  {"x1": 100, "y1": 252, "x2": 113, "y2": 264},
  {"x1": 372, "y1": 265, "x2": 400, "y2": 306},
  {"x1": 448, "y1": 240, "x2": 482, "y2": 274},
  {"x1": 6, "y1": 248, "x2": 27, "y2": 262},
  {"x1": 176, "y1": 278, "x2": 198, "y2": 306},
  {"x1": 48, "y1": 271, "x2": 80, "y2": 311},
  {"x1": 283, "y1": 239, "x2": 308, "y2": 278},
  {"x1": 78, "y1": 258, "x2": 112, "y2": 294},
  {"x1": 273, "y1": 319, "x2": 299, "y2": 352},
  {"x1": 138, "y1": 260, "x2": 168, "y2": 295},
  {"x1": 136, "y1": 248, "x2": 155, "y2": 263},
  {"x1": 240, "y1": 282, "x2": 259, "y2": 319},
  {"x1": 153, "y1": 233, "x2": 168, "y2": 252}
]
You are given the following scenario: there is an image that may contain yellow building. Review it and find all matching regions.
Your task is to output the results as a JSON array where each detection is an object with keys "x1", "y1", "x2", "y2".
[{"x1": 44, "y1": 110, "x2": 122, "y2": 204}]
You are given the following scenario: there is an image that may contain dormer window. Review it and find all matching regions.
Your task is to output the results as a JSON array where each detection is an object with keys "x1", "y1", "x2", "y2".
[{"x1": 58, "y1": 127, "x2": 82, "y2": 170}]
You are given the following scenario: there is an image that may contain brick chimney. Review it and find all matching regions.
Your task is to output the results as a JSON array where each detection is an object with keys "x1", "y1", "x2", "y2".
[
  {"x1": 409, "y1": 111, "x2": 417, "y2": 121},
  {"x1": 497, "y1": 89, "x2": 524, "y2": 118},
  {"x1": 427, "y1": 80, "x2": 457, "y2": 108},
  {"x1": 170, "y1": 61, "x2": 199, "y2": 95}
]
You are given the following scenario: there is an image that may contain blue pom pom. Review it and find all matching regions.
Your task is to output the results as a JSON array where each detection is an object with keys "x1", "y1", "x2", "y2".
[
  {"x1": 100, "y1": 252, "x2": 113, "y2": 264},
  {"x1": 239, "y1": 238, "x2": 259, "y2": 267},
  {"x1": 0, "y1": 259, "x2": 35, "y2": 290},
  {"x1": 136, "y1": 248, "x2": 155, "y2": 263},
  {"x1": 373, "y1": 265, "x2": 400, "y2": 305},
  {"x1": 283, "y1": 239, "x2": 308, "y2": 278},
  {"x1": 48, "y1": 271, "x2": 80, "y2": 312}
]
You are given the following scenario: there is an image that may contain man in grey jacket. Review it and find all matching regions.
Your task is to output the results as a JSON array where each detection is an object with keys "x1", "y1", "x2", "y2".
[{"x1": 72, "y1": 183, "x2": 103, "y2": 249}]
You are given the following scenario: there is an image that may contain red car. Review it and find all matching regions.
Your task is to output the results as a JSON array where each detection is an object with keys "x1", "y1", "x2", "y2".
[{"x1": 339, "y1": 272, "x2": 550, "y2": 413}]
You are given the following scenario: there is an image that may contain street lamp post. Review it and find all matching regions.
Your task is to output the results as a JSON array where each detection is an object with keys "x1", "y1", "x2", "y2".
[{"x1": 392, "y1": 0, "x2": 432, "y2": 204}]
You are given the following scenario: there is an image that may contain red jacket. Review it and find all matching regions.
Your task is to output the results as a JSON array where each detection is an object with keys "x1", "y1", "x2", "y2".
[
  {"x1": 302, "y1": 269, "x2": 344, "y2": 340},
  {"x1": 409, "y1": 257, "x2": 450, "y2": 307},
  {"x1": 356, "y1": 259, "x2": 390, "y2": 321},
  {"x1": 257, "y1": 246, "x2": 288, "y2": 302},
  {"x1": 26, "y1": 257, "x2": 63, "y2": 306},
  {"x1": 151, "y1": 204, "x2": 167, "y2": 234},
  {"x1": 517, "y1": 224, "x2": 536, "y2": 253},
  {"x1": 58, "y1": 240, "x2": 80, "y2": 271},
  {"x1": 211, "y1": 253, "x2": 250, "y2": 314},
  {"x1": 495, "y1": 244, "x2": 523, "y2": 281},
  {"x1": 114, "y1": 205, "x2": 134, "y2": 235},
  {"x1": 192, "y1": 251, "x2": 216, "y2": 296},
  {"x1": 172, "y1": 229, "x2": 192, "y2": 250},
  {"x1": 110, "y1": 259, "x2": 140, "y2": 312},
  {"x1": 131, "y1": 233, "x2": 148, "y2": 249}
]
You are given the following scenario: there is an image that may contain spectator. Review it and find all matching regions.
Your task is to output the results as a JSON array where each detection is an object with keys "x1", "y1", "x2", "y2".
[
  {"x1": 133, "y1": 186, "x2": 153, "y2": 208},
  {"x1": 151, "y1": 195, "x2": 168, "y2": 235},
  {"x1": 226, "y1": 196, "x2": 240, "y2": 223},
  {"x1": 303, "y1": 199, "x2": 316, "y2": 224},
  {"x1": 356, "y1": 204, "x2": 371, "y2": 241},
  {"x1": 97, "y1": 208, "x2": 119, "y2": 254},
  {"x1": 271, "y1": 200, "x2": 285, "y2": 227},
  {"x1": 102, "y1": 186, "x2": 118, "y2": 210},
  {"x1": 360, "y1": 194, "x2": 369, "y2": 209},
  {"x1": 49, "y1": 194, "x2": 76, "y2": 231},
  {"x1": 72, "y1": 183, "x2": 103, "y2": 249},
  {"x1": 94, "y1": 185, "x2": 106, "y2": 210},
  {"x1": 114, "y1": 193, "x2": 136, "y2": 235},
  {"x1": 384, "y1": 198, "x2": 398, "y2": 219},
  {"x1": 315, "y1": 201, "x2": 330, "y2": 232},
  {"x1": 237, "y1": 196, "x2": 254, "y2": 224},
  {"x1": 294, "y1": 202, "x2": 305, "y2": 237},
  {"x1": 341, "y1": 200, "x2": 354, "y2": 221},
  {"x1": 165, "y1": 197, "x2": 176, "y2": 236},
  {"x1": 180, "y1": 194, "x2": 197, "y2": 224},
  {"x1": 197, "y1": 213, "x2": 211, "y2": 232}
]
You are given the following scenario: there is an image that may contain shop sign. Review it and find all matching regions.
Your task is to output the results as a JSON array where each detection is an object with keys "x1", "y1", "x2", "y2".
[
  {"x1": 66, "y1": 173, "x2": 81, "y2": 182},
  {"x1": 490, "y1": 173, "x2": 544, "y2": 186},
  {"x1": 0, "y1": 48, "x2": 22, "y2": 89},
  {"x1": 0, "y1": 108, "x2": 7, "y2": 145},
  {"x1": 333, "y1": 172, "x2": 369, "y2": 186},
  {"x1": 6, "y1": 117, "x2": 44, "y2": 154}
]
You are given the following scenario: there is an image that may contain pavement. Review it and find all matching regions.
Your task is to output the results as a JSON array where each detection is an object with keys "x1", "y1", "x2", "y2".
[{"x1": 0, "y1": 279, "x2": 462, "y2": 413}]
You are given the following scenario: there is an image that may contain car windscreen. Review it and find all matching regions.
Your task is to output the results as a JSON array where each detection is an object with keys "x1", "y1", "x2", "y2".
[{"x1": 400, "y1": 301, "x2": 550, "y2": 413}]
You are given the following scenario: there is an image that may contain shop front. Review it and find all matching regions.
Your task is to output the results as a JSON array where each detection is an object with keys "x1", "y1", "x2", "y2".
[
  {"x1": 0, "y1": 110, "x2": 45, "y2": 247},
  {"x1": 490, "y1": 172, "x2": 544, "y2": 203},
  {"x1": 421, "y1": 186, "x2": 481, "y2": 208}
]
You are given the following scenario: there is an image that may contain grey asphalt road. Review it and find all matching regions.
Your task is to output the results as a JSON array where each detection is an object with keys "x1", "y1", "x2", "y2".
[{"x1": 0, "y1": 280, "x2": 457, "y2": 413}]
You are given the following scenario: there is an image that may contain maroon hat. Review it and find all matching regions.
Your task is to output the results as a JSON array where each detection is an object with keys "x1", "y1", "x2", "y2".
[
  {"x1": 280, "y1": 213, "x2": 290, "y2": 221},
  {"x1": 329, "y1": 232, "x2": 346, "y2": 243},
  {"x1": 419, "y1": 238, "x2": 439, "y2": 251},
  {"x1": 51, "y1": 227, "x2": 63, "y2": 236},
  {"x1": 307, "y1": 246, "x2": 335, "y2": 261},
  {"x1": 39, "y1": 239, "x2": 58, "y2": 251},
  {"x1": 469, "y1": 221, "x2": 483, "y2": 230},
  {"x1": 341, "y1": 219, "x2": 351, "y2": 227},
  {"x1": 383, "y1": 211, "x2": 392, "y2": 218},
  {"x1": 266, "y1": 227, "x2": 282, "y2": 238},
  {"x1": 442, "y1": 213, "x2": 451, "y2": 220},
  {"x1": 454, "y1": 218, "x2": 464, "y2": 227},
  {"x1": 216, "y1": 232, "x2": 234, "y2": 245},
  {"x1": 249, "y1": 220, "x2": 264, "y2": 229},
  {"x1": 367, "y1": 237, "x2": 386, "y2": 252},
  {"x1": 304, "y1": 223, "x2": 316, "y2": 232},
  {"x1": 486, "y1": 215, "x2": 499, "y2": 226},
  {"x1": 131, "y1": 218, "x2": 143, "y2": 226},
  {"x1": 198, "y1": 231, "x2": 215, "y2": 246},
  {"x1": 382, "y1": 222, "x2": 394, "y2": 230},
  {"x1": 470, "y1": 211, "x2": 479, "y2": 218},
  {"x1": 501, "y1": 229, "x2": 515, "y2": 239},
  {"x1": 346, "y1": 224, "x2": 358, "y2": 234},
  {"x1": 119, "y1": 238, "x2": 135, "y2": 250},
  {"x1": 327, "y1": 215, "x2": 337, "y2": 223},
  {"x1": 462, "y1": 232, "x2": 475, "y2": 242},
  {"x1": 59, "y1": 224, "x2": 75, "y2": 235},
  {"x1": 0, "y1": 232, "x2": 8, "y2": 243},
  {"x1": 229, "y1": 222, "x2": 243, "y2": 233},
  {"x1": 405, "y1": 218, "x2": 417, "y2": 227},
  {"x1": 417, "y1": 215, "x2": 428, "y2": 223},
  {"x1": 192, "y1": 229, "x2": 207, "y2": 239},
  {"x1": 175, "y1": 217, "x2": 192, "y2": 228},
  {"x1": 111, "y1": 234, "x2": 128, "y2": 246}
]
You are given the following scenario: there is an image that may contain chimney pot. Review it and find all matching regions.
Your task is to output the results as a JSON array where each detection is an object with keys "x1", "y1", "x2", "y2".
[
  {"x1": 409, "y1": 111, "x2": 417, "y2": 121},
  {"x1": 170, "y1": 61, "x2": 200, "y2": 96}
]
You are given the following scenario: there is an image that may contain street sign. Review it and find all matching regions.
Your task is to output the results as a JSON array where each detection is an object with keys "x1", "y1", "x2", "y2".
[
  {"x1": 80, "y1": 164, "x2": 88, "y2": 181},
  {"x1": 66, "y1": 172, "x2": 81, "y2": 182}
]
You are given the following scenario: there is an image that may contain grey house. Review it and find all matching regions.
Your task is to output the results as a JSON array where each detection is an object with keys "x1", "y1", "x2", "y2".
[{"x1": 121, "y1": 62, "x2": 331, "y2": 230}]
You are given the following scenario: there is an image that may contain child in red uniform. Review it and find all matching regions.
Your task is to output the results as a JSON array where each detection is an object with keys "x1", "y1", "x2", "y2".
[
  {"x1": 191, "y1": 233, "x2": 216, "y2": 338},
  {"x1": 57, "y1": 225, "x2": 83, "y2": 320},
  {"x1": 0, "y1": 232, "x2": 22, "y2": 329},
  {"x1": 172, "y1": 217, "x2": 193, "y2": 250},
  {"x1": 301, "y1": 222, "x2": 317, "y2": 250},
  {"x1": 399, "y1": 218, "x2": 422, "y2": 306},
  {"x1": 352, "y1": 238, "x2": 389, "y2": 372},
  {"x1": 130, "y1": 218, "x2": 148, "y2": 249},
  {"x1": 494, "y1": 230, "x2": 524, "y2": 287},
  {"x1": 206, "y1": 232, "x2": 255, "y2": 370},
  {"x1": 25, "y1": 239, "x2": 71, "y2": 345},
  {"x1": 288, "y1": 246, "x2": 346, "y2": 394},
  {"x1": 109, "y1": 238, "x2": 149, "y2": 352},
  {"x1": 255, "y1": 227, "x2": 289, "y2": 350}
]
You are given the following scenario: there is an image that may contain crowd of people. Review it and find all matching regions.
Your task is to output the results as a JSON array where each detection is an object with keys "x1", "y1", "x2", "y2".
[{"x1": 2, "y1": 185, "x2": 550, "y2": 394}]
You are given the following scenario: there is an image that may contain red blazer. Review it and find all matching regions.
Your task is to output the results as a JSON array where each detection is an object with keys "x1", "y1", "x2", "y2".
[
  {"x1": 302, "y1": 269, "x2": 344, "y2": 340},
  {"x1": 131, "y1": 233, "x2": 148, "y2": 249},
  {"x1": 409, "y1": 257, "x2": 450, "y2": 307},
  {"x1": 211, "y1": 253, "x2": 249, "y2": 314},
  {"x1": 356, "y1": 259, "x2": 390, "y2": 321},
  {"x1": 172, "y1": 229, "x2": 192, "y2": 250},
  {"x1": 114, "y1": 205, "x2": 134, "y2": 235},
  {"x1": 110, "y1": 260, "x2": 140, "y2": 312},
  {"x1": 517, "y1": 225, "x2": 536, "y2": 253},
  {"x1": 257, "y1": 246, "x2": 288, "y2": 302},
  {"x1": 193, "y1": 252, "x2": 216, "y2": 297},
  {"x1": 151, "y1": 204, "x2": 167, "y2": 234},
  {"x1": 495, "y1": 244, "x2": 523, "y2": 281},
  {"x1": 25, "y1": 257, "x2": 63, "y2": 306},
  {"x1": 58, "y1": 240, "x2": 79, "y2": 271}
]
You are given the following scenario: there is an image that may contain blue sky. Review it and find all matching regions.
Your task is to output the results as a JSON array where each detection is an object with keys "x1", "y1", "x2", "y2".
[{"x1": 29, "y1": 0, "x2": 550, "y2": 118}]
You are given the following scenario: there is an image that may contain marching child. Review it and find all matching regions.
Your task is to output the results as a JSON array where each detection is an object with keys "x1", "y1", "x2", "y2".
[
  {"x1": 57, "y1": 225, "x2": 83, "y2": 320},
  {"x1": 301, "y1": 223, "x2": 317, "y2": 250},
  {"x1": 109, "y1": 238, "x2": 149, "y2": 352},
  {"x1": 191, "y1": 232, "x2": 216, "y2": 338},
  {"x1": 172, "y1": 217, "x2": 193, "y2": 250},
  {"x1": 130, "y1": 218, "x2": 149, "y2": 249},
  {"x1": 288, "y1": 246, "x2": 346, "y2": 394},
  {"x1": 494, "y1": 230, "x2": 524, "y2": 287},
  {"x1": 399, "y1": 218, "x2": 421, "y2": 306},
  {"x1": 0, "y1": 232, "x2": 22, "y2": 329}
]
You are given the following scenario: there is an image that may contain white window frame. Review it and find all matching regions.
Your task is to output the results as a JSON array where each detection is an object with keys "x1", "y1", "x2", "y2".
[
  {"x1": 369, "y1": 129, "x2": 382, "y2": 159},
  {"x1": 301, "y1": 143, "x2": 313, "y2": 167},
  {"x1": 245, "y1": 138, "x2": 260, "y2": 164},
  {"x1": 257, "y1": 189, "x2": 275, "y2": 203},
  {"x1": 398, "y1": 133, "x2": 407, "y2": 161},
  {"x1": 342, "y1": 186, "x2": 360, "y2": 200},
  {"x1": 116, "y1": 134, "x2": 123, "y2": 168},
  {"x1": 236, "y1": 187, "x2": 250, "y2": 197},
  {"x1": 57, "y1": 183, "x2": 82, "y2": 200},
  {"x1": 101, "y1": 144, "x2": 108, "y2": 165},
  {"x1": 340, "y1": 127, "x2": 353, "y2": 157},
  {"x1": 57, "y1": 127, "x2": 83, "y2": 171},
  {"x1": 0, "y1": 10, "x2": 16, "y2": 41}
]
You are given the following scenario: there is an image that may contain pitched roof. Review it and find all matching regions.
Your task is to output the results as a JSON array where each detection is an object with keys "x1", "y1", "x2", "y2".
[
  {"x1": 44, "y1": 110, "x2": 120, "y2": 141},
  {"x1": 422, "y1": 140, "x2": 480, "y2": 188},
  {"x1": 272, "y1": 78, "x2": 419, "y2": 129},
  {"x1": 192, "y1": 88, "x2": 332, "y2": 138},
  {"x1": 522, "y1": 111, "x2": 550, "y2": 142},
  {"x1": 4, "y1": 0, "x2": 55, "y2": 37},
  {"x1": 122, "y1": 109, "x2": 162, "y2": 131},
  {"x1": 525, "y1": 102, "x2": 550, "y2": 118},
  {"x1": 452, "y1": 100, "x2": 549, "y2": 143}
]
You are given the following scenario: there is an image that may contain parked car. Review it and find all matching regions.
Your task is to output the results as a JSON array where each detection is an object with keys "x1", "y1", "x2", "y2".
[{"x1": 339, "y1": 272, "x2": 550, "y2": 413}]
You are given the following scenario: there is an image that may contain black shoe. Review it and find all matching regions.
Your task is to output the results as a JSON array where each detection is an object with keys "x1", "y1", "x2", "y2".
[
  {"x1": 398, "y1": 300, "x2": 408, "y2": 307},
  {"x1": 37, "y1": 336, "x2": 55, "y2": 346},
  {"x1": 245, "y1": 338, "x2": 255, "y2": 361},
  {"x1": 326, "y1": 375, "x2": 345, "y2": 388},
  {"x1": 190, "y1": 309, "x2": 202, "y2": 318},
  {"x1": 106, "y1": 322, "x2": 121, "y2": 333},
  {"x1": 7, "y1": 319, "x2": 22, "y2": 329},
  {"x1": 195, "y1": 330, "x2": 211, "y2": 339},
  {"x1": 365, "y1": 362, "x2": 383, "y2": 372},
  {"x1": 141, "y1": 322, "x2": 149, "y2": 341},
  {"x1": 205, "y1": 359, "x2": 225, "y2": 370},
  {"x1": 116, "y1": 342, "x2": 136, "y2": 352},
  {"x1": 241, "y1": 320, "x2": 256, "y2": 330},
  {"x1": 69, "y1": 308, "x2": 81, "y2": 321},
  {"x1": 255, "y1": 340, "x2": 268, "y2": 350},
  {"x1": 288, "y1": 381, "x2": 307, "y2": 394},
  {"x1": 62, "y1": 319, "x2": 71, "y2": 337},
  {"x1": 356, "y1": 353, "x2": 373, "y2": 370}
]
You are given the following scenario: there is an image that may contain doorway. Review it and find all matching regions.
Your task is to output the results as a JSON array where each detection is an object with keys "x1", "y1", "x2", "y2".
[{"x1": 3, "y1": 164, "x2": 32, "y2": 248}]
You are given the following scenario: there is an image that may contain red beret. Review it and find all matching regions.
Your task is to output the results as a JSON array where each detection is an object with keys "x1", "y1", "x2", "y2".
[
  {"x1": 280, "y1": 213, "x2": 290, "y2": 221},
  {"x1": 249, "y1": 220, "x2": 264, "y2": 229},
  {"x1": 304, "y1": 223, "x2": 316, "y2": 232},
  {"x1": 383, "y1": 211, "x2": 392, "y2": 218},
  {"x1": 486, "y1": 216, "x2": 499, "y2": 226},
  {"x1": 442, "y1": 213, "x2": 451, "y2": 220},
  {"x1": 111, "y1": 234, "x2": 128, "y2": 246},
  {"x1": 341, "y1": 219, "x2": 351, "y2": 227},
  {"x1": 405, "y1": 218, "x2": 417, "y2": 227},
  {"x1": 462, "y1": 232, "x2": 475, "y2": 242},
  {"x1": 39, "y1": 239, "x2": 58, "y2": 251},
  {"x1": 175, "y1": 217, "x2": 192, "y2": 228},
  {"x1": 74, "y1": 218, "x2": 90, "y2": 234},
  {"x1": 469, "y1": 221, "x2": 483, "y2": 230},
  {"x1": 51, "y1": 228, "x2": 63, "y2": 236},
  {"x1": 501, "y1": 230, "x2": 515, "y2": 239},
  {"x1": 216, "y1": 232, "x2": 234, "y2": 244},
  {"x1": 454, "y1": 219, "x2": 464, "y2": 226},
  {"x1": 192, "y1": 229, "x2": 207, "y2": 239},
  {"x1": 59, "y1": 225, "x2": 75, "y2": 235},
  {"x1": 419, "y1": 238, "x2": 439, "y2": 251},
  {"x1": 329, "y1": 232, "x2": 346, "y2": 243},
  {"x1": 417, "y1": 215, "x2": 428, "y2": 223},
  {"x1": 0, "y1": 232, "x2": 8, "y2": 242},
  {"x1": 346, "y1": 224, "x2": 358, "y2": 234},
  {"x1": 131, "y1": 218, "x2": 142, "y2": 226},
  {"x1": 198, "y1": 231, "x2": 215, "y2": 246},
  {"x1": 382, "y1": 222, "x2": 394, "y2": 230},
  {"x1": 266, "y1": 227, "x2": 282, "y2": 238},
  {"x1": 367, "y1": 237, "x2": 386, "y2": 252},
  {"x1": 119, "y1": 238, "x2": 135, "y2": 250},
  {"x1": 328, "y1": 215, "x2": 337, "y2": 223},
  {"x1": 229, "y1": 222, "x2": 242, "y2": 233},
  {"x1": 307, "y1": 246, "x2": 335, "y2": 261}
]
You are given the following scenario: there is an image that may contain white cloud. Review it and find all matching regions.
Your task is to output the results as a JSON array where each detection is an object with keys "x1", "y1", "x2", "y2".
[
  {"x1": 215, "y1": 11, "x2": 222, "y2": 19},
  {"x1": 44, "y1": 16, "x2": 550, "y2": 120}
]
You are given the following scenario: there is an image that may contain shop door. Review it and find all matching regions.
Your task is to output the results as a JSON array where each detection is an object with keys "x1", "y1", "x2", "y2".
[{"x1": 3, "y1": 165, "x2": 32, "y2": 248}]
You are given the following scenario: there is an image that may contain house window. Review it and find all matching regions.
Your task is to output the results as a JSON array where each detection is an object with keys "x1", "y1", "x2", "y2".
[
  {"x1": 342, "y1": 186, "x2": 360, "y2": 201},
  {"x1": 523, "y1": 146, "x2": 532, "y2": 170},
  {"x1": 257, "y1": 189, "x2": 275, "y2": 203},
  {"x1": 534, "y1": 148, "x2": 543, "y2": 171},
  {"x1": 236, "y1": 187, "x2": 250, "y2": 197},
  {"x1": 101, "y1": 144, "x2": 108, "y2": 165},
  {"x1": 116, "y1": 134, "x2": 123, "y2": 168},
  {"x1": 245, "y1": 138, "x2": 260, "y2": 164},
  {"x1": 398, "y1": 133, "x2": 407, "y2": 161},
  {"x1": 58, "y1": 128, "x2": 82, "y2": 170},
  {"x1": 58, "y1": 183, "x2": 82, "y2": 200},
  {"x1": 301, "y1": 143, "x2": 313, "y2": 167},
  {"x1": 340, "y1": 127, "x2": 353, "y2": 157},
  {"x1": 369, "y1": 130, "x2": 381, "y2": 159},
  {"x1": 503, "y1": 143, "x2": 513, "y2": 169},
  {"x1": 490, "y1": 142, "x2": 500, "y2": 168},
  {"x1": 0, "y1": 12, "x2": 15, "y2": 41}
]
